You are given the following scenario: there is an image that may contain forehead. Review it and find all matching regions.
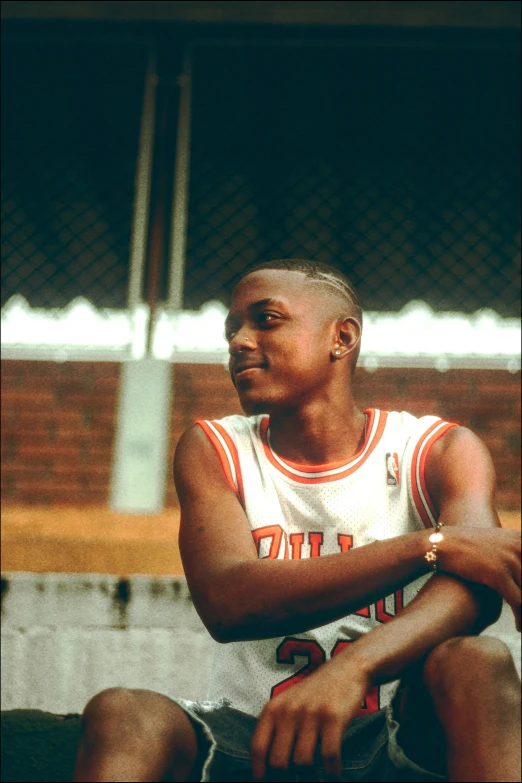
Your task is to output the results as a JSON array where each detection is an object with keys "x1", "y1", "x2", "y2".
[{"x1": 230, "y1": 270, "x2": 323, "y2": 310}]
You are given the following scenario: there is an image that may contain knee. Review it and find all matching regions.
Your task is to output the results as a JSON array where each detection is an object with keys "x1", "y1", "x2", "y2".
[
  {"x1": 83, "y1": 687, "x2": 137, "y2": 721},
  {"x1": 82, "y1": 687, "x2": 144, "y2": 742},
  {"x1": 423, "y1": 635, "x2": 516, "y2": 696}
]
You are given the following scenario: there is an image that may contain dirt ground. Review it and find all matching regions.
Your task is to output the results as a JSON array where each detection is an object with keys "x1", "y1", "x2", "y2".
[{"x1": 1, "y1": 506, "x2": 520, "y2": 576}]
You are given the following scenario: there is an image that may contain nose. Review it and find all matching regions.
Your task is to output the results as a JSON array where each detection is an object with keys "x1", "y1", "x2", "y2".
[{"x1": 228, "y1": 329, "x2": 256, "y2": 355}]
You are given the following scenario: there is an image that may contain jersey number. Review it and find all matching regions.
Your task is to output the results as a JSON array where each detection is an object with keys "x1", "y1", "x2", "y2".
[{"x1": 271, "y1": 637, "x2": 379, "y2": 714}]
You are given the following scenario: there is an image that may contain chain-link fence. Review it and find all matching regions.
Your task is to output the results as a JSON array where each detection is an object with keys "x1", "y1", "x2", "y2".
[
  {"x1": 185, "y1": 42, "x2": 521, "y2": 315},
  {"x1": 1, "y1": 39, "x2": 148, "y2": 310},
  {"x1": 1, "y1": 32, "x2": 520, "y2": 345}
]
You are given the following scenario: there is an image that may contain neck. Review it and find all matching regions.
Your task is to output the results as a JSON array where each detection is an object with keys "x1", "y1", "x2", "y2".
[{"x1": 268, "y1": 395, "x2": 366, "y2": 465}]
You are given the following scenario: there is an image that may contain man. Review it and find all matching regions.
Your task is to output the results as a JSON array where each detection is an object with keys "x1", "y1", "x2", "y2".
[{"x1": 75, "y1": 259, "x2": 521, "y2": 782}]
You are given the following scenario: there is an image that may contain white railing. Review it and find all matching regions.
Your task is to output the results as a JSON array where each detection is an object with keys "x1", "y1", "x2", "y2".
[{"x1": 1, "y1": 296, "x2": 520, "y2": 371}]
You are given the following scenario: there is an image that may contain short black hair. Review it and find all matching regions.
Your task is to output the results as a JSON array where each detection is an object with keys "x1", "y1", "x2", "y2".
[{"x1": 243, "y1": 258, "x2": 362, "y2": 325}]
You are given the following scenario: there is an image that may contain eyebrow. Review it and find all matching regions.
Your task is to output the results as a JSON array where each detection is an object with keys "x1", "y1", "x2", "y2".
[{"x1": 225, "y1": 297, "x2": 288, "y2": 327}]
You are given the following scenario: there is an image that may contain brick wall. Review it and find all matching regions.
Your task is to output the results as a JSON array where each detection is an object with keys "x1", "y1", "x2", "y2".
[
  {"x1": 1, "y1": 361, "x2": 119, "y2": 505},
  {"x1": 1, "y1": 361, "x2": 520, "y2": 509}
]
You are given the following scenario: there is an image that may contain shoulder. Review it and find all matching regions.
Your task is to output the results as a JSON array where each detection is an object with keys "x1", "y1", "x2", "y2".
[
  {"x1": 425, "y1": 425, "x2": 497, "y2": 506},
  {"x1": 428, "y1": 425, "x2": 493, "y2": 472},
  {"x1": 174, "y1": 414, "x2": 262, "y2": 500},
  {"x1": 175, "y1": 415, "x2": 256, "y2": 454}
]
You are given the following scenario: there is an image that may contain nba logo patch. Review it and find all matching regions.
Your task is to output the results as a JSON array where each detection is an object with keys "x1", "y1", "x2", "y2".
[{"x1": 386, "y1": 453, "x2": 400, "y2": 486}]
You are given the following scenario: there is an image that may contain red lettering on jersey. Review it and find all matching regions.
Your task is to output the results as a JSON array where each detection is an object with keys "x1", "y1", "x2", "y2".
[
  {"x1": 252, "y1": 525, "x2": 284, "y2": 559},
  {"x1": 376, "y1": 589, "x2": 404, "y2": 623},
  {"x1": 271, "y1": 638, "x2": 326, "y2": 698},
  {"x1": 309, "y1": 532, "x2": 324, "y2": 558},
  {"x1": 331, "y1": 641, "x2": 380, "y2": 714},
  {"x1": 337, "y1": 534, "x2": 353, "y2": 553},
  {"x1": 289, "y1": 533, "x2": 305, "y2": 560}
]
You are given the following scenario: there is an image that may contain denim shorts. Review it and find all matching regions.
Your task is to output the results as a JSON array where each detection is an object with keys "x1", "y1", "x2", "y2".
[{"x1": 172, "y1": 696, "x2": 447, "y2": 782}]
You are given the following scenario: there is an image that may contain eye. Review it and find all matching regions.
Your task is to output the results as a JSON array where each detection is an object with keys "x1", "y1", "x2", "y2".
[
  {"x1": 224, "y1": 328, "x2": 236, "y2": 343},
  {"x1": 258, "y1": 311, "x2": 278, "y2": 326}
]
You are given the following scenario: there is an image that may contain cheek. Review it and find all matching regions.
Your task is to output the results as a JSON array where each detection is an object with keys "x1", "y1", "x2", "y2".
[{"x1": 274, "y1": 345, "x2": 329, "y2": 382}]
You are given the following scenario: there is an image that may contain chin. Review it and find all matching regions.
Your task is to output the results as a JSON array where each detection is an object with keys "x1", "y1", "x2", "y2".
[
  {"x1": 239, "y1": 398, "x2": 271, "y2": 416},
  {"x1": 236, "y1": 390, "x2": 274, "y2": 416}
]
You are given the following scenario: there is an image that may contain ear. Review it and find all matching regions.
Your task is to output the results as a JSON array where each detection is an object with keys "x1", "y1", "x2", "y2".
[{"x1": 332, "y1": 317, "x2": 362, "y2": 360}]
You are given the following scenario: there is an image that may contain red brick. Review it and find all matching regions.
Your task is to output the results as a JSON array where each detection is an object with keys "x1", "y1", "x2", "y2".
[
  {"x1": 85, "y1": 445, "x2": 115, "y2": 459},
  {"x1": 1, "y1": 390, "x2": 56, "y2": 406},
  {"x1": 13, "y1": 477, "x2": 82, "y2": 493},
  {"x1": 59, "y1": 393, "x2": 114, "y2": 408},
  {"x1": 18, "y1": 443, "x2": 81, "y2": 458},
  {"x1": 52, "y1": 463, "x2": 109, "y2": 477},
  {"x1": 55, "y1": 382, "x2": 96, "y2": 396},
  {"x1": 16, "y1": 409, "x2": 85, "y2": 425},
  {"x1": 88, "y1": 415, "x2": 116, "y2": 427}
]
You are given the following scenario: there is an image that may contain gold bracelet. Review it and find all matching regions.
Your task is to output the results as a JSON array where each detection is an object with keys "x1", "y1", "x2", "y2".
[{"x1": 425, "y1": 521, "x2": 444, "y2": 572}]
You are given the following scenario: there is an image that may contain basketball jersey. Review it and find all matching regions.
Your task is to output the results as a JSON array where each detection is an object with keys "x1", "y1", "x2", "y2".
[{"x1": 196, "y1": 409, "x2": 456, "y2": 717}]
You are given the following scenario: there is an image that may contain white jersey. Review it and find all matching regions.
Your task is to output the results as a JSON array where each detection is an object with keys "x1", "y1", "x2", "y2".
[{"x1": 196, "y1": 409, "x2": 456, "y2": 717}]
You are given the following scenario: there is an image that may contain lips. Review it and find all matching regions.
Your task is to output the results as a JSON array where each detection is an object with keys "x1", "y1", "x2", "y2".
[{"x1": 231, "y1": 361, "x2": 267, "y2": 381}]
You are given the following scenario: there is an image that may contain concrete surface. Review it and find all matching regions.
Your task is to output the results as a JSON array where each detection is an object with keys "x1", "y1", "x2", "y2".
[{"x1": 1, "y1": 572, "x2": 520, "y2": 715}]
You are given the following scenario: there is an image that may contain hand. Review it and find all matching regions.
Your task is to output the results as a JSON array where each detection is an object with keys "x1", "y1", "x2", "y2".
[
  {"x1": 250, "y1": 655, "x2": 370, "y2": 781},
  {"x1": 441, "y1": 527, "x2": 521, "y2": 631}
]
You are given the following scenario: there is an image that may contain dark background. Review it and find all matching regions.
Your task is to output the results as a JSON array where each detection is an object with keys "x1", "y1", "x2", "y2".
[{"x1": 2, "y1": 7, "x2": 520, "y2": 314}]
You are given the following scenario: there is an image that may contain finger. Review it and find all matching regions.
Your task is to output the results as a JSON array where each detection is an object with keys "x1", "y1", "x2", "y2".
[
  {"x1": 251, "y1": 713, "x2": 275, "y2": 781},
  {"x1": 268, "y1": 721, "x2": 298, "y2": 772},
  {"x1": 503, "y1": 580, "x2": 521, "y2": 623},
  {"x1": 320, "y1": 718, "x2": 344, "y2": 781},
  {"x1": 292, "y1": 715, "x2": 320, "y2": 769}
]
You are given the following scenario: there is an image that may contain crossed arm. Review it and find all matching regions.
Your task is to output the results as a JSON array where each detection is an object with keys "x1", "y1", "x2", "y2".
[{"x1": 174, "y1": 425, "x2": 521, "y2": 778}]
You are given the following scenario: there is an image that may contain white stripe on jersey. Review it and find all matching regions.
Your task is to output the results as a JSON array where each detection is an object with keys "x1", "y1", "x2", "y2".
[
  {"x1": 414, "y1": 420, "x2": 449, "y2": 527},
  {"x1": 205, "y1": 420, "x2": 239, "y2": 492},
  {"x1": 265, "y1": 409, "x2": 382, "y2": 479}
]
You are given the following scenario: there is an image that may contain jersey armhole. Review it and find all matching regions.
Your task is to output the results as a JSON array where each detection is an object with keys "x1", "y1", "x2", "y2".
[
  {"x1": 195, "y1": 420, "x2": 244, "y2": 505},
  {"x1": 410, "y1": 420, "x2": 458, "y2": 529}
]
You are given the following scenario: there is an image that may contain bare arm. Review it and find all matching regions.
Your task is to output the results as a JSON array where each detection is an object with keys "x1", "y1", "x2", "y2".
[
  {"x1": 175, "y1": 425, "x2": 519, "y2": 643},
  {"x1": 343, "y1": 426, "x2": 520, "y2": 686},
  {"x1": 249, "y1": 427, "x2": 520, "y2": 780}
]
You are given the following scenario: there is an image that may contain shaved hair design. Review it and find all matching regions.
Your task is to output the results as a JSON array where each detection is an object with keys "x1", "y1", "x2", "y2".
[{"x1": 243, "y1": 258, "x2": 363, "y2": 326}]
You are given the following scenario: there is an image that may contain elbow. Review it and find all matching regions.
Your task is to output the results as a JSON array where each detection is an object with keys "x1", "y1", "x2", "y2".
[
  {"x1": 204, "y1": 605, "x2": 268, "y2": 644},
  {"x1": 206, "y1": 619, "x2": 236, "y2": 644},
  {"x1": 198, "y1": 600, "x2": 247, "y2": 644},
  {"x1": 471, "y1": 584, "x2": 503, "y2": 632}
]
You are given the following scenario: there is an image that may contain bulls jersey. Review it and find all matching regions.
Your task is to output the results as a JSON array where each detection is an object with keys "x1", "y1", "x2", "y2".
[{"x1": 196, "y1": 409, "x2": 456, "y2": 717}]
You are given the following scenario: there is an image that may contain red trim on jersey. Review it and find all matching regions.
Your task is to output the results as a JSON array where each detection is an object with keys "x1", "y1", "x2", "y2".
[
  {"x1": 195, "y1": 420, "x2": 244, "y2": 505},
  {"x1": 259, "y1": 409, "x2": 388, "y2": 484},
  {"x1": 411, "y1": 420, "x2": 458, "y2": 529},
  {"x1": 210, "y1": 419, "x2": 245, "y2": 506}
]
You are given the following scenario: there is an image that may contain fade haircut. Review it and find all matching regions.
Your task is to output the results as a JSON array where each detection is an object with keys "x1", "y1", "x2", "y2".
[{"x1": 243, "y1": 258, "x2": 363, "y2": 326}]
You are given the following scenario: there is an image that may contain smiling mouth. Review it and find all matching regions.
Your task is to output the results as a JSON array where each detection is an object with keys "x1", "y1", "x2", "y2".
[{"x1": 234, "y1": 366, "x2": 264, "y2": 379}]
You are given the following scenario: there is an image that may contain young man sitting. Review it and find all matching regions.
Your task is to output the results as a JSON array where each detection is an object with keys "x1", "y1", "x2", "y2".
[{"x1": 74, "y1": 259, "x2": 521, "y2": 782}]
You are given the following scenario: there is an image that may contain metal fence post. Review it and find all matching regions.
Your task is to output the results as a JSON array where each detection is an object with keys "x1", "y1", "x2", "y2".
[
  {"x1": 111, "y1": 48, "x2": 174, "y2": 514},
  {"x1": 127, "y1": 48, "x2": 157, "y2": 312},
  {"x1": 168, "y1": 45, "x2": 193, "y2": 313}
]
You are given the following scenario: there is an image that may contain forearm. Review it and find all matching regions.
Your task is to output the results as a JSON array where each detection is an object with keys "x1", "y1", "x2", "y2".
[
  {"x1": 344, "y1": 572, "x2": 502, "y2": 687},
  {"x1": 204, "y1": 531, "x2": 433, "y2": 642}
]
